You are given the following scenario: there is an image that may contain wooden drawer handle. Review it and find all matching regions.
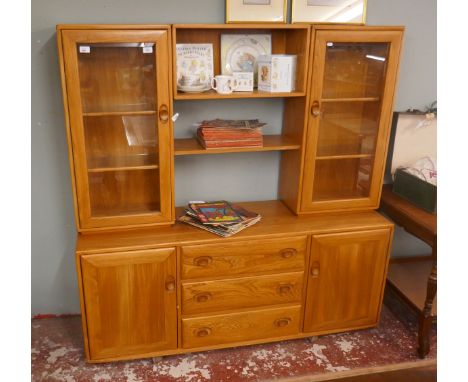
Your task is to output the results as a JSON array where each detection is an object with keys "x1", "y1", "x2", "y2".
[
  {"x1": 280, "y1": 248, "x2": 297, "y2": 259},
  {"x1": 194, "y1": 292, "x2": 212, "y2": 303},
  {"x1": 165, "y1": 277, "x2": 175, "y2": 292},
  {"x1": 194, "y1": 256, "x2": 213, "y2": 267},
  {"x1": 311, "y1": 261, "x2": 320, "y2": 278},
  {"x1": 275, "y1": 317, "x2": 292, "y2": 328},
  {"x1": 278, "y1": 283, "x2": 293, "y2": 295},
  {"x1": 195, "y1": 327, "x2": 212, "y2": 337}
]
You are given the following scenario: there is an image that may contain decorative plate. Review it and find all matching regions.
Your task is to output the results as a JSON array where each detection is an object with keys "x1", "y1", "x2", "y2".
[{"x1": 221, "y1": 34, "x2": 272, "y2": 83}]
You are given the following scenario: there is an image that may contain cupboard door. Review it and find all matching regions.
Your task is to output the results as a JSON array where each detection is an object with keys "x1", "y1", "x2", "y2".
[
  {"x1": 81, "y1": 248, "x2": 177, "y2": 360},
  {"x1": 301, "y1": 29, "x2": 403, "y2": 212},
  {"x1": 303, "y1": 229, "x2": 391, "y2": 333},
  {"x1": 61, "y1": 29, "x2": 173, "y2": 230}
]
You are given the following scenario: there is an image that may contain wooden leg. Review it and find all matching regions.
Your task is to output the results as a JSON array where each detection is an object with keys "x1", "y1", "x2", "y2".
[{"x1": 418, "y1": 262, "x2": 437, "y2": 358}]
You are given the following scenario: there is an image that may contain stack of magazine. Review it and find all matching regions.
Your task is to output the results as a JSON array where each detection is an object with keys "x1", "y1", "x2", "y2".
[
  {"x1": 178, "y1": 201, "x2": 261, "y2": 237},
  {"x1": 196, "y1": 119, "x2": 266, "y2": 149}
]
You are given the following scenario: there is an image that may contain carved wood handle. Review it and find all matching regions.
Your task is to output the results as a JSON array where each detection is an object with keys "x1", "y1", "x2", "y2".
[
  {"x1": 311, "y1": 101, "x2": 321, "y2": 117},
  {"x1": 195, "y1": 327, "x2": 212, "y2": 337},
  {"x1": 194, "y1": 256, "x2": 213, "y2": 267},
  {"x1": 165, "y1": 277, "x2": 175, "y2": 292},
  {"x1": 194, "y1": 292, "x2": 212, "y2": 303},
  {"x1": 275, "y1": 317, "x2": 292, "y2": 328},
  {"x1": 278, "y1": 283, "x2": 293, "y2": 295},
  {"x1": 311, "y1": 261, "x2": 320, "y2": 278},
  {"x1": 280, "y1": 248, "x2": 297, "y2": 259},
  {"x1": 159, "y1": 104, "x2": 169, "y2": 123}
]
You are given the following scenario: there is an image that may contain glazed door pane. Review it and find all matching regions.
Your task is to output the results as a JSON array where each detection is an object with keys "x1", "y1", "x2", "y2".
[
  {"x1": 78, "y1": 43, "x2": 160, "y2": 217},
  {"x1": 314, "y1": 42, "x2": 389, "y2": 201},
  {"x1": 62, "y1": 30, "x2": 173, "y2": 229},
  {"x1": 301, "y1": 30, "x2": 403, "y2": 211}
]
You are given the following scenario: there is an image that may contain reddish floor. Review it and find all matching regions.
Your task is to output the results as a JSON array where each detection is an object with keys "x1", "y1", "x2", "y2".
[{"x1": 31, "y1": 304, "x2": 436, "y2": 382}]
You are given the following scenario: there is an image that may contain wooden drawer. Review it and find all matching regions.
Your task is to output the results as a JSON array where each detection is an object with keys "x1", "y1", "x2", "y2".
[
  {"x1": 181, "y1": 236, "x2": 307, "y2": 279},
  {"x1": 182, "y1": 272, "x2": 304, "y2": 315},
  {"x1": 182, "y1": 305, "x2": 301, "y2": 349}
]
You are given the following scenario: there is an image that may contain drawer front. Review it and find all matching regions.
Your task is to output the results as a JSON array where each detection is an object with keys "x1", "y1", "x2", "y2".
[
  {"x1": 182, "y1": 305, "x2": 301, "y2": 349},
  {"x1": 182, "y1": 272, "x2": 304, "y2": 315},
  {"x1": 181, "y1": 236, "x2": 307, "y2": 279}
]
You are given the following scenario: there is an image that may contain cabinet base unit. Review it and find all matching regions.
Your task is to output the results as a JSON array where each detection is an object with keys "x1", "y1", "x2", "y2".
[{"x1": 76, "y1": 200, "x2": 393, "y2": 362}]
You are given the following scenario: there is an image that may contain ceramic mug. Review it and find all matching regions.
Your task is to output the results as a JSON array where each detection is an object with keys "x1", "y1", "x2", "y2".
[{"x1": 211, "y1": 75, "x2": 237, "y2": 94}]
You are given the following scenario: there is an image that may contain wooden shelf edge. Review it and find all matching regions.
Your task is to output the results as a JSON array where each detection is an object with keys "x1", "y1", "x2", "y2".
[
  {"x1": 174, "y1": 136, "x2": 301, "y2": 156},
  {"x1": 83, "y1": 110, "x2": 156, "y2": 117},
  {"x1": 88, "y1": 165, "x2": 159, "y2": 173},
  {"x1": 321, "y1": 97, "x2": 380, "y2": 103},
  {"x1": 173, "y1": 24, "x2": 310, "y2": 30},
  {"x1": 315, "y1": 154, "x2": 373, "y2": 160},
  {"x1": 174, "y1": 90, "x2": 306, "y2": 100}
]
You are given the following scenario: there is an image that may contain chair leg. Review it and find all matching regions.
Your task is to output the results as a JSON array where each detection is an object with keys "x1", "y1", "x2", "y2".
[{"x1": 418, "y1": 263, "x2": 437, "y2": 358}]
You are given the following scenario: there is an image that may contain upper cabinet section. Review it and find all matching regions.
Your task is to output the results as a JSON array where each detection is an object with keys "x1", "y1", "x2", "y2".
[
  {"x1": 300, "y1": 27, "x2": 403, "y2": 213},
  {"x1": 172, "y1": 24, "x2": 310, "y2": 100},
  {"x1": 58, "y1": 26, "x2": 174, "y2": 231}
]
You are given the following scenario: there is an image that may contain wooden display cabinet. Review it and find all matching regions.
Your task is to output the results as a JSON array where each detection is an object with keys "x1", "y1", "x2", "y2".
[
  {"x1": 56, "y1": 24, "x2": 404, "y2": 363},
  {"x1": 57, "y1": 25, "x2": 175, "y2": 231}
]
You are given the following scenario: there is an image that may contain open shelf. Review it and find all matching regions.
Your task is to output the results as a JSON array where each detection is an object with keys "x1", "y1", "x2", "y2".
[
  {"x1": 173, "y1": 24, "x2": 310, "y2": 100},
  {"x1": 174, "y1": 135, "x2": 301, "y2": 156},
  {"x1": 175, "y1": 89, "x2": 306, "y2": 100},
  {"x1": 387, "y1": 260, "x2": 436, "y2": 315}
]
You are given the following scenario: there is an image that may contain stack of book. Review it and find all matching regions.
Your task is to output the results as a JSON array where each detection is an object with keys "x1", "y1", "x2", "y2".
[
  {"x1": 178, "y1": 201, "x2": 261, "y2": 237},
  {"x1": 197, "y1": 119, "x2": 266, "y2": 149}
]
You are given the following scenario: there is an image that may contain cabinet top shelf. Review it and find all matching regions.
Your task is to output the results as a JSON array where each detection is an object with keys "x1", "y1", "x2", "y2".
[
  {"x1": 173, "y1": 24, "x2": 310, "y2": 30},
  {"x1": 175, "y1": 89, "x2": 306, "y2": 100},
  {"x1": 76, "y1": 200, "x2": 392, "y2": 255}
]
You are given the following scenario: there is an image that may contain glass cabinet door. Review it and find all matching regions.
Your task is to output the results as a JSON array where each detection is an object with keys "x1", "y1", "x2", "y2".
[
  {"x1": 301, "y1": 29, "x2": 403, "y2": 212},
  {"x1": 61, "y1": 30, "x2": 173, "y2": 229}
]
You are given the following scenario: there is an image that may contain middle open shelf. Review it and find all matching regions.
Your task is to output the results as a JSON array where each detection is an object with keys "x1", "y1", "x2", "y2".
[{"x1": 174, "y1": 135, "x2": 301, "y2": 156}]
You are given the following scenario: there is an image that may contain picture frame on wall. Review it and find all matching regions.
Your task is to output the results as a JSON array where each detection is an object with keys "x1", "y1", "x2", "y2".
[
  {"x1": 226, "y1": 0, "x2": 287, "y2": 23},
  {"x1": 291, "y1": 0, "x2": 367, "y2": 24}
]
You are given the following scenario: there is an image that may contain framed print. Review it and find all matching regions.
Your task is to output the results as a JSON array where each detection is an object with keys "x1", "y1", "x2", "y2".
[
  {"x1": 226, "y1": 0, "x2": 287, "y2": 23},
  {"x1": 292, "y1": 0, "x2": 367, "y2": 24}
]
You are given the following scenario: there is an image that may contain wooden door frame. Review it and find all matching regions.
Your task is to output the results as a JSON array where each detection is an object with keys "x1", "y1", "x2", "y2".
[
  {"x1": 300, "y1": 28, "x2": 404, "y2": 213},
  {"x1": 59, "y1": 28, "x2": 174, "y2": 231},
  {"x1": 80, "y1": 247, "x2": 177, "y2": 360}
]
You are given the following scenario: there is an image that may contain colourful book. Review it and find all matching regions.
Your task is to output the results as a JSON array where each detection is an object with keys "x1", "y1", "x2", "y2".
[{"x1": 189, "y1": 201, "x2": 243, "y2": 225}]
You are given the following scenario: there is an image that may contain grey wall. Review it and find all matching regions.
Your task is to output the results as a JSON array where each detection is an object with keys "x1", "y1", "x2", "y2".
[{"x1": 32, "y1": 0, "x2": 436, "y2": 314}]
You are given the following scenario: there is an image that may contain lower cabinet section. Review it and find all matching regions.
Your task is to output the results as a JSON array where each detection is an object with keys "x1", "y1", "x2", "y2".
[
  {"x1": 181, "y1": 305, "x2": 302, "y2": 349},
  {"x1": 77, "y1": 222, "x2": 392, "y2": 362},
  {"x1": 303, "y1": 229, "x2": 391, "y2": 333},
  {"x1": 80, "y1": 248, "x2": 177, "y2": 360}
]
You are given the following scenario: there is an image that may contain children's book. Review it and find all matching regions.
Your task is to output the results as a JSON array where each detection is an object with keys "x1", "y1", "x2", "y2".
[{"x1": 189, "y1": 201, "x2": 243, "y2": 225}]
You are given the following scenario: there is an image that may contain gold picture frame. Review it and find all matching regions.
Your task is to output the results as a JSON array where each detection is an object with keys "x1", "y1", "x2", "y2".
[
  {"x1": 226, "y1": 0, "x2": 287, "y2": 23},
  {"x1": 291, "y1": 0, "x2": 367, "y2": 24}
]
